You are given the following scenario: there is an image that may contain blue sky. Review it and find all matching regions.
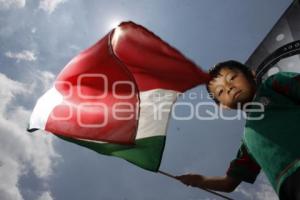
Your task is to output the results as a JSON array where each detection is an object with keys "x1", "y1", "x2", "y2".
[{"x1": 0, "y1": 0, "x2": 292, "y2": 200}]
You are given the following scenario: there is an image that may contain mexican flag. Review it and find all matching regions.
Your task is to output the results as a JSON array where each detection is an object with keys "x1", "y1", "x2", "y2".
[{"x1": 28, "y1": 21, "x2": 210, "y2": 171}]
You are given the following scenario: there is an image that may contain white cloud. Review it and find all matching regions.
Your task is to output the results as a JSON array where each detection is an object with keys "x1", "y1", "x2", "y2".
[
  {"x1": 0, "y1": 0, "x2": 25, "y2": 10},
  {"x1": 37, "y1": 191, "x2": 53, "y2": 200},
  {"x1": 235, "y1": 174, "x2": 278, "y2": 200},
  {"x1": 39, "y1": 0, "x2": 66, "y2": 14},
  {"x1": 253, "y1": 175, "x2": 278, "y2": 200},
  {"x1": 28, "y1": 70, "x2": 55, "y2": 95},
  {"x1": 5, "y1": 50, "x2": 37, "y2": 62},
  {"x1": 32, "y1": 28, "x2": 37, "y2": 34},
  {"x1": 69, "y1": 44, "x2": 80, "y2": 51},
  {"x1": 0, "y1": 72, "x2": 59, "y2": 200}
]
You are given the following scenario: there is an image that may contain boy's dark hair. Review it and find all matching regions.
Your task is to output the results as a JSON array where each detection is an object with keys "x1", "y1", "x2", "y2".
[{"x1": 206, "y1": 60, "x2": 256, "y2": 104}]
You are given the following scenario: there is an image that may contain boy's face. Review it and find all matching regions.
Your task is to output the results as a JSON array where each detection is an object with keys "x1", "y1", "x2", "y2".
[{"x1": 208, "y1": 67, "x2": 256, "y2": 109}]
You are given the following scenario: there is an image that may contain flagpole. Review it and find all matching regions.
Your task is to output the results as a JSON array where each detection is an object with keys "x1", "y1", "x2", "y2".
[{"x1": 157, "y1": 170, "x2": 234, "y2": 200}]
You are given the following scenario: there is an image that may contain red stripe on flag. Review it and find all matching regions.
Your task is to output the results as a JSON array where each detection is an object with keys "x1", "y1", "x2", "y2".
[
  {"x1": 111, "y1": 22, "x2": 211, "y2": 92},
  {"x1": 46, "y1": 34, "x2": 139, "y2": 144},
  {"x1": 43, "y1": 21, "x2": 210, "y2": 144}
]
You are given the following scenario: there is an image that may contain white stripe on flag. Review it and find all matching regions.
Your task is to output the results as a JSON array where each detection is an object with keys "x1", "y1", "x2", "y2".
[
  {"x1": 76, "y1": 89, "x2": 179, "y2": 144},
  {"x1": 135, "y1": 89, "x2": 179, "y2": 139},
  {"x1": 29, "y1": 86, "x2": 179, "y2": 143},
  {"x1": 29, "y1": 87, "x2": 63, "y2": 130}
]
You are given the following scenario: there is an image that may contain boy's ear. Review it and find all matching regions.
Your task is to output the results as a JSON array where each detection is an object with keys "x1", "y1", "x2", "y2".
[{"x1": 251, "y1": 70, "x2": 256, "y2": 77}]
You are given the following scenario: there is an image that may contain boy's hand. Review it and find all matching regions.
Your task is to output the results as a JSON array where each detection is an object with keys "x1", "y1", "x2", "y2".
[
  {"x1": 175, "y1": 174, "x2": 205, "y2": 188},
  {"x1": 176, "y1": 174, "x2": 241, "y2": 192}
]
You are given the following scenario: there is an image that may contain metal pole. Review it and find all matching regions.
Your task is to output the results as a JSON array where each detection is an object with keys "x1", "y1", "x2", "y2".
[{"x1": 158, "y1": 170, "x2": 234, "y2": 200}]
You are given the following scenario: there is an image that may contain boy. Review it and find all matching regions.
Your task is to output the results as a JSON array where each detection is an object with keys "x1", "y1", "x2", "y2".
[{"x1": 176, "y1": 60, "x2": 300, "y2": 200}]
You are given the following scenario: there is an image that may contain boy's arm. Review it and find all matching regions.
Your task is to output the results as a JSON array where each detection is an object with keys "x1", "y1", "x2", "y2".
[
  {"x1": 176, "y1": 174, "x2": 241, "y2": 192},
  {"x1": 176, "y1": 143, "x2": 260, "y2": 193},
  {"x1": 266, "y1": 72, "x2": 300, "y2": 102}
]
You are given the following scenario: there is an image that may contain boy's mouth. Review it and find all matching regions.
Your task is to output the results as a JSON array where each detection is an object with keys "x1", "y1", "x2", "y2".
[{"x1": 233, "y1": 90, "x2": 242, "y2": 99}]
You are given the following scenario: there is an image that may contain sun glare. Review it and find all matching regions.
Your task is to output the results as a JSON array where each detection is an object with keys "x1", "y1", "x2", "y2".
[{"x1": 108, "y1": 19, "x2": 122, "y2": 30}]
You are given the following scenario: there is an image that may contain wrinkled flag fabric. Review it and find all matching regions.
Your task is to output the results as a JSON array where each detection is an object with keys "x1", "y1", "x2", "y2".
[{"x1": 28, "y1": 21, "x2": 210, "y2": 171}]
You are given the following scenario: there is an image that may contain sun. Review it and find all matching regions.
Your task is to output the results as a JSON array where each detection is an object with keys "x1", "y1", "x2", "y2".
[{"x1": 108, "y1": 19, "x2": 122, "y2": 30}]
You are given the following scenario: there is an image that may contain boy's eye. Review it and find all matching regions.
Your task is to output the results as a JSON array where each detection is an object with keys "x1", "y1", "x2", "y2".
[
  {"x1": 231, "y1": 75, "x2": 237, "y2": 80},
  {"x1": 218, "y1": 89, "x2": 223, "y2": 96}
]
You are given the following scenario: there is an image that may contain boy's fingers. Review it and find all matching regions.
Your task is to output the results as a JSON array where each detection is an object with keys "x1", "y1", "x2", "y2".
[
  {"x1": 175, "y1": 175, "x2": 188, "y2": 181},
  {"x1": 175, "y1": 176, "x2": 192, "y2": 186}
]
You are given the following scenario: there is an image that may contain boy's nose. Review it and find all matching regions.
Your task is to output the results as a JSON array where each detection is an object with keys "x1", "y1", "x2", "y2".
[
  {"x1": 226, "y1": 86, "x2": 234, "y2": 94},
  {"x1": 226, "y1": 85, "x2": 235, "y2": 94}
]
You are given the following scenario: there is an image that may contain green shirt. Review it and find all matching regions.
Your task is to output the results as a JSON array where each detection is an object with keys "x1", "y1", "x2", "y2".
[{"x1": 227, "y1": 72, "x2": 300, "y2": 195}]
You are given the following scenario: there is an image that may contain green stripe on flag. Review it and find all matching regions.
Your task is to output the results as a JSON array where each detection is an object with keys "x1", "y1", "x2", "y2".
[{"x1": 57, "y1": 135, "x2": 166, "y2": 172}]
